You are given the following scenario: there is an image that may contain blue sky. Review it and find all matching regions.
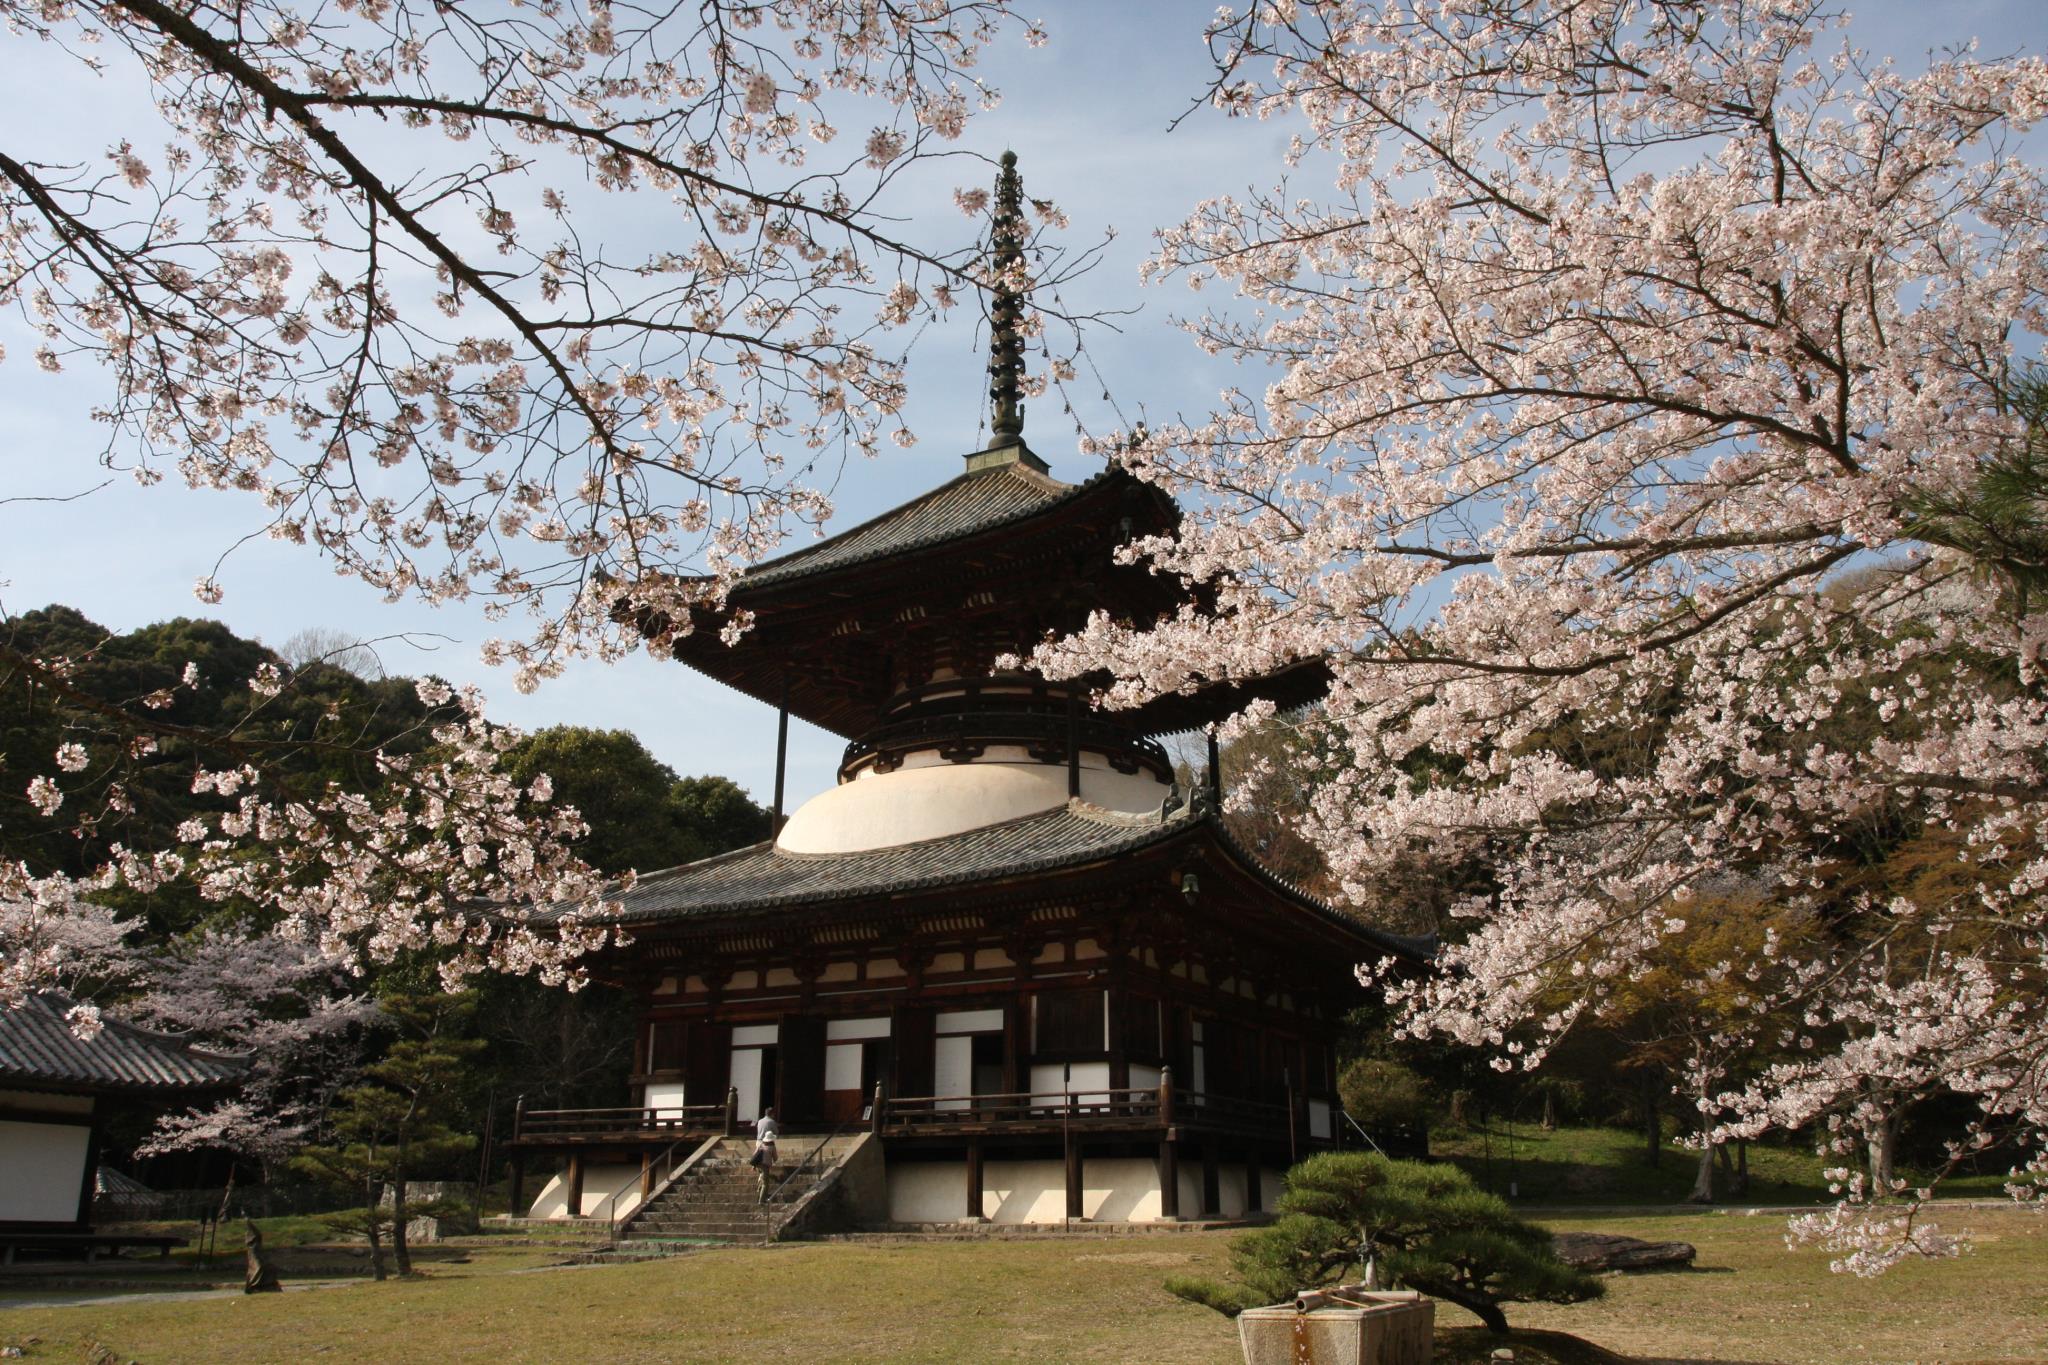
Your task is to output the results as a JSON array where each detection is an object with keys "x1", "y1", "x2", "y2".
[{"x1": 2, "y1": 1, "x2": 2041, "y2": 812}]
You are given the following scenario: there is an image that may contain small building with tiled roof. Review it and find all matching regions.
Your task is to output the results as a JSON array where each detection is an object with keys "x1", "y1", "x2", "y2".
[
  {"x1": 1, "y1": 995, "x2": 243, "y2": 1230},
  {"x1": 511, "y1": 156, "x2": 1427, "y2": 1235}
]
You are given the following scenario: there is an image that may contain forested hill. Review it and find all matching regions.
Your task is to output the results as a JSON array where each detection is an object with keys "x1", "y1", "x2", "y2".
[{"x1": 0, "y1": 604, "x2": 768, "y2": 936}]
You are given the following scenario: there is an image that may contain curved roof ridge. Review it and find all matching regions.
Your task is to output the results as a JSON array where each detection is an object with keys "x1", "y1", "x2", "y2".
[
  {"x1": 1, "y1": 993, "x2": 248, "y2": 1092},
  {"x1": 736, "y1": 459, "x2": 1129, "y2": 591},
  {"x1": 1200, "y1": 812, "x2": 1438, "y2": 962}
]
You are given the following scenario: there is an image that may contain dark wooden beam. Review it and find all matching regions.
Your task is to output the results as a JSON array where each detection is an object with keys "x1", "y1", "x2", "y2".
[
  {"x1": 1065, "y1": 1133, "x2": 1085, "y2": 1222},
  {"x1": 966, "y1": 1139, "x2": 985, "y2": 1222},
  {"x1": 1159, "y1": 1138, "x2": 1180, "y2": 1221},
  {"x1": 771, "y1": 676, "x2": 791, "y2": 835}
]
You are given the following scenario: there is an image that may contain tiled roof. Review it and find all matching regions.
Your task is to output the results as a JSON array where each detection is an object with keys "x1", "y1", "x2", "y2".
[
  {"x1": 0, "y1": 994, "x2": 246, "y2": 1093},
  {"x1": 600, "y1": 799, "x2": 1188, "y2": 922},
  {"x1": 575, "y1": 799, "x2": 1432, "y2": 962},
  {"x1": 737, "y1": 458, "x2": 1103, "y2": 591}
]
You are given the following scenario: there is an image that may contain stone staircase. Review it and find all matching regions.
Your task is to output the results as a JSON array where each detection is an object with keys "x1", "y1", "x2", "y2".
[{"x1": 618, "y1": 1133, "x2": 865, "y2": 1246}]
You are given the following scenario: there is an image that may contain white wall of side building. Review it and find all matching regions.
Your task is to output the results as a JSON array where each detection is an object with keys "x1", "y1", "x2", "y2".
[
  {"x1": 526, "y1": 1165, "x2": 646, "y2": 1221},
  {"x1": 0, "y1": 1119, "x2": 91, "y2": 1223}
]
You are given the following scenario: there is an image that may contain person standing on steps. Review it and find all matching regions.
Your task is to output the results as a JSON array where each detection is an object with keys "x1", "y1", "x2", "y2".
[{"x1": 751, "y1": 1106, "x2": 780, "y2": 1203}]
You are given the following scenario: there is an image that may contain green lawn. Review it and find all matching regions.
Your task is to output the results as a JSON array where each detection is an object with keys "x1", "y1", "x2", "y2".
[
  {"x1": 1428, "y1": 1123, "x2": 2017, "y2": 1206},
  {"x1": 2, "y1": 1207, "x2": 2044, "y2": 1363}
]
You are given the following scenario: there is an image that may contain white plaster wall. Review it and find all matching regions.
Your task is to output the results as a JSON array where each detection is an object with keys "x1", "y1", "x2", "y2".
[
  {"x1": 0, "y1": 1121, "x2": 89, "y2": 1222},
  {"x1": 645, "y1": 1081, "x2": 688, "y2": 1111},
  {"x1": 934, "y1": 1035, "x2": 972, "y2": 1108},
  {"x1": 1130, "y1": 1063, "x2": 1162, "y2": 1092},
  {"x1": 731, "y1": 1049, "x2": 765, "y2": 1121},
  {"x1": 826, "y1": 1017, "x2": 890, "y2": 1041},
  {"x1": 777, "y1": 756, "x2": 1170, "y2": 854},
  {"x1": 1082, "y1": 1158, "x2": 1168, "y2": 1222},
  {"x1": 936, "y1": 1008, "x2": 1004, "y2": 1034},
  {"x1": 1214, "y1": 1163, "x2": 1248, "y2": 1218},
  {"x1": 1308, "y1": 1100, "x2": 1332, "y2": 1140},
  {"x1": 1028, "y1": 1061, "x2": 1110, "y2": 1105},
  {"x1": 884, "y1": 1157, "x2": 1178, "y2": 1224},
  {"x1": 526, "y1": 1164, "x2": 645, "y2": 1220},
  {"x1": 825, "y1": 1043, "x2": 864, "y2": 1091},
  {"x1": 887, "y1": 1161, "x2": 970, "y2": 1223}
]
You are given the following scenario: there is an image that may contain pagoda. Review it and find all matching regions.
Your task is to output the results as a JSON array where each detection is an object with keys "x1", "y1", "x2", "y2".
[{"x1": 511, "y1": 155, "x2": 1429, "y2": 1234}]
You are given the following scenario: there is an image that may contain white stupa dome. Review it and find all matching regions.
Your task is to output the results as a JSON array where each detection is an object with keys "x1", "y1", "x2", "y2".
[{"x1": 774, "y1": 747, "x2": 1172, "y2": 855}]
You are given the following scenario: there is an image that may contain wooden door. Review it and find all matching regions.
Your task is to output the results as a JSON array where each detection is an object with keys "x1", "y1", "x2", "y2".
[
  {"x1": 686, "y1": 1021, "x2": 730, "y2": 1105},
  {"x1": 893, "y1": 1005, "x2": 935, "y2": 1100},
  {"x1": 778, "y1": 1015, "x2": 827, "y2": 1127}
]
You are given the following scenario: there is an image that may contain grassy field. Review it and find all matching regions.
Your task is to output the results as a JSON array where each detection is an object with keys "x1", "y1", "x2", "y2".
[
  {"x1": 1429, "y1": 1123, "x2": 2016, "y2": 1206},
  {"x1": 2, "y1": 1206, "x2": 2045, "y2": 1363}
]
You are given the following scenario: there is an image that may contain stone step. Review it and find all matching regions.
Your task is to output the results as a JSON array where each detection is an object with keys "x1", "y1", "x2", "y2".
[{"x1": 620, "y1": 1135, "x2": 853, "y2": 1243}]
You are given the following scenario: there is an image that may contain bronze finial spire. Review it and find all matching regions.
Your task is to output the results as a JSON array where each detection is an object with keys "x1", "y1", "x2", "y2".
[{"x1": 987, "y1": 150, "x2": 1027, "y2": 445}]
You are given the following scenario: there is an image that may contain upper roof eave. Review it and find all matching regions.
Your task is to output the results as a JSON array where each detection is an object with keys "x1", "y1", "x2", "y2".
[
  {"x1": 554, "y1": 799, "x2": 1431, "y2": 965},
  {"x1": 724, "y1": 453, "x2": 1162, "y2": 598}
]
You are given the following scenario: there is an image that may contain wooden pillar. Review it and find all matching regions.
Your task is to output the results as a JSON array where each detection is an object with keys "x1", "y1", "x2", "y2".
[
  {"x1": 724, "y1": 1085, "x2": 738, "y2": 1136},
  {"x1": 1201, "y1": 1145, "x2": 1220, "y2": 1218},
  {"x1": 1159, "y1": 1139, "x2": 1180, "y2": 1221},
  {"x1": 1106, "y1": 977, "x2": 1129, "y2": 1092},
  {"x1": 1002, "y1": 1000, "x2": 1024, "y2": 1095},
  {"x1": 565, "y1": 1153, "x2": 585, "y2": 1219},
  {"x1": 870, "y1": 1081, "x2": 886, "y2": 1137},
  {"x1": 1242, "y1": 1151, "x2": 1260, "y2": 1214},
  {"x1": 966, "y1": 1139, "x2": 986, "y2": 1222},
  {"x1": 1065, "y1": 1091, "x2": 1084, "y2": 1221},
  {"x1": 1206, "y1": 728, "x2": 1222, "y2": 802},
  {"x1": 509, "y1": 1152, "x2": 527, "y2": 1217},
  {"x1": 771, "y1": 678, "x2": 791, "y2": 835},
  {"x1": 640, "y1": 1149, "x2": 655, "y2": 1199}
]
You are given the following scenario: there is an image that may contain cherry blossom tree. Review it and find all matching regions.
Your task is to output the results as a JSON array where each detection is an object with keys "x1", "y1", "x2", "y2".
[
  {"x1": 2, "y1": 622, "x2": 620, "y2": 1004},
  {"x1": 3, "y1": 1, "x2": 1068, "y2": 1013},
  {"x1": 1029, "y1": 0, "x2": 2048, "y2": 1271},
  {"x1": 2, "y1": 0, "x2": 1071, "y2": 683},
  {"x1": 129, "y1": 929, "x2": 379, "y2": 1173}
]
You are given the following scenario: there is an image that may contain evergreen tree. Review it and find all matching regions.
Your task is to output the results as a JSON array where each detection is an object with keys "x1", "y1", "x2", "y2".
[
  {"x1": 291, "y1": 991, "x2": 481, "y2": 1279},
  {"x1": 1168, "y1": 1152, "x2": 1602, "y2": 1335}
]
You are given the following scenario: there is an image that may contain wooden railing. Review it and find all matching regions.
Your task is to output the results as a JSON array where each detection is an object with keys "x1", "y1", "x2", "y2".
[
  {"x1": 882, "y1": 1086, "x2": 1165, "y2": 1133},
  {"x1": 511, "y1": 1095, "x2": 733, "y2": 1143},
  {"x1": 506, "y1": 1072, "x2": 1341, "y2": 1148},
  {"x1": 1176, "y1": 1090, "x2": 1291, "y2": 1129},
  {"x1": 877, "y1": 1072, "x2": 1307, "y2": 1139}
]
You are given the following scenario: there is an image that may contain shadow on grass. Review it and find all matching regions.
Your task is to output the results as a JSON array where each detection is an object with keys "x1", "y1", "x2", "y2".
[{"x1": 1437, "y1": 1326, "x2": 1777, "y2": 1365}]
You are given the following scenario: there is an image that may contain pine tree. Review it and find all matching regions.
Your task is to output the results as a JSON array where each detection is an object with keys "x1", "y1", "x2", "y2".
[
  {"x1": 291, "y1": 991, "x2": 481, "y2": 1279},
  {"x1": 1167, "y1": 1152, "x2": 1602, "y2": 1336}
]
